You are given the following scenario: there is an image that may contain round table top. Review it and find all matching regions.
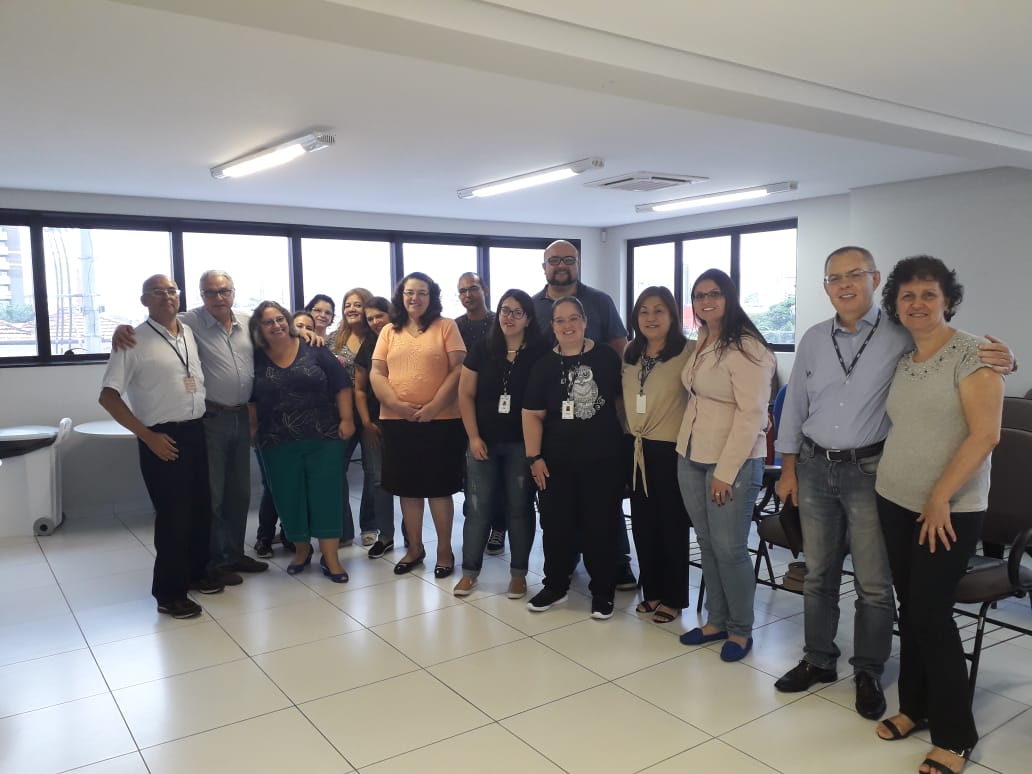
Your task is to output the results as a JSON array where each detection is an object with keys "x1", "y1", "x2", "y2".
[{"x1": 74, "y1": 420, "x2": 135, "y2": 437}]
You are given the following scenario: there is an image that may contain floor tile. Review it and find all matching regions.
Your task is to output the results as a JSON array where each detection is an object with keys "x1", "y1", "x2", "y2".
[
  {"x1": 47, "y1": 543, "x2": 157, "y2": 584},
  {"x1": 0, "y1": 555, "x2": 58, "y2": 593},
  {"x1": 973, "y1": 706, "x2": 1032, "y2": 773},
  {"x1": 302, "y1": 670, "x2": 491, "y2": 769},
  {"x1": 92, "y1": 620, "x2": 247, "y2": 690},
  {"x1": 641, "y1": 738, "x2": 779, "y2": 773},
  {"x1": 471, "y1": 584, "x2": 597, "y2": 635},
  {"x1": 370, "y1": 602, "x2": 525, "y2": 666},
  {"x1": 326, "y1": 574, "x2": 459, "y2": 627},
  {"x1": 188, "y1": 571, "x2": 325, "y2": 618},
  {"x1": 73, "y1": 598, "x2": 209, "y2": 646},
  {"x1": 0, "y1": 537, "x2": 46, "y2": 567},
  {"x1": 0, "y1": 648, "x2": 108, "y2": 718},
  {"x1": 60, "y1": 569, "x2": 155, "y2": 612},
  {"x1": 142, "y1": 707, "x2": 352, "y2": 773},
  {"x1": 971, "y1": 640, "x2": 1032, "y2": 704},
  {"x1": 254, "y1": 628, "x2": 419, "y2": 703},
  {"x1": 428, "y1": 638, "x2": 604, "y2": 719},
  {"x1": 113, "y1": 658, "x2": 290, "y2": 748},
  {"x1": 0, "y1": 693, "x2": 135, "y2": 774},
  {"x1": 66, "y1": 752, "x2": 150, "y2": 773},
  {"x1": 0, "y1": 583, "x2": 71, "y2": 624},
  {"x1": 502, "y1": 683, "x2": 708, "y2": 773},
  {"x1": 0, "y1": 613, "x2": 86, "y2": 667},
  {"x1": 217, "y1": 597, "x2": 363, "y2": 654}
]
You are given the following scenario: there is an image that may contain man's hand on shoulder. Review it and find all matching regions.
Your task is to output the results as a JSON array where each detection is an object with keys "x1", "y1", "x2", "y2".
[
  {"x1": 111, "y1": 324, "x2": 137, "y2": 351},
  {"x1": 979, "y1": 335, "x2": 1016, "y2": 375}
]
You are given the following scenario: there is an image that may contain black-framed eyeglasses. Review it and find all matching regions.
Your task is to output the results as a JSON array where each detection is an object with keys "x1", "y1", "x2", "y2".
[
  {"x1": 145, "y1": 288, "x2": 179, "y2": 298},
  {"x1": 498, "y1": 307, "x2": 526, "y2": 319},
  {"x1": 824, "y1": 269, "x2": 876, "y2": 286},
  {"x1": 457, "y1": 285, "x2": 482, "y2": 296},
  {"x1": 691, "y1": 289, "x2": 724, "y2": 302},
  {"x1": 201, "y1": 288, "x2": 234, "y2": 299},
  {"x1": 546, "y1": 256, "x2": 577, "y2": 266}
]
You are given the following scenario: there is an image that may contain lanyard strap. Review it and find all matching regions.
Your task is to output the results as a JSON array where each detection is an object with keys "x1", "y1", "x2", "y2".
[
  {"x1": 500, "y1": 345, "x2": 522, "y2": 395},
  {"x1": 558, "y1": 341, "x2": 586, "y2": 400},
  {"x1": 146, "y1": 320, "x2": 191, "y2": 376},
  {"x1": 638, "y1": 354, "x2": 659, "y2": 394},
  {"x1": 831, "y1": 311, "x2": 880, "y2": 378}
]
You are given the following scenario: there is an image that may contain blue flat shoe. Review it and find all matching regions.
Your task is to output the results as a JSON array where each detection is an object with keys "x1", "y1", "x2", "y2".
[
  {"x1": 319, "y1": 555, "x2": 349, "y2": 583},
  {"x1": 720, "y1": 637, "x2": 753, "y2": 662},
  {"x1": 286, "y1": 546, "x2": 314, "y2": 575},
  {"x1": 680, "y1": 627, "x2": 729, "y2": 646}
]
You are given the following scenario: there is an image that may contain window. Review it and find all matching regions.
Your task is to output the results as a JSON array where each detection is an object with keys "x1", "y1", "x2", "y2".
[
  {"x1": 43, "y1": 227, "x2": 171, "y2": 355},
  {"x1": 0, "y1": 225, "x2": 35, "y2": 357},
  {"x1": 401, "y1": 243, "x2": 477, "y2": 319},
  {"x1": 487, "y1": 246, "x2": 546, "y2": 306},
  {"x1": 301, "y1": 238, "x2": 393, "y2": 305},
  {"x1": 183, "y1": 233, "x2": 290, "y2": 314},
  {"x1": 627, "y1": 219, "x2": 797, "y2": 350}
]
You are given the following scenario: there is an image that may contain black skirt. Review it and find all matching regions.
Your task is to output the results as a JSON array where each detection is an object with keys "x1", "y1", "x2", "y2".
[{"x1": 380, "y1": 418, "x2": 466, "y2": 497}]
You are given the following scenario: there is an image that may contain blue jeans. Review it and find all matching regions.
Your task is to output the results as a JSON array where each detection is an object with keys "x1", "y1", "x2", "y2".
[
  {"x1": 678, "y1": 454, "x2": 763, "y2": 638},
  {"x1": 796, "y1": 442, "x2": 894, "y2": 675},
  {"x1": 461, "y1": 442, "x2": 535, "y2": 577},
  {"x1": 361, "y1": 432, "x2": 396, "y2": 541},
  {"x1": 203, "y1": 408, "x2": 251, "y2": 568}
]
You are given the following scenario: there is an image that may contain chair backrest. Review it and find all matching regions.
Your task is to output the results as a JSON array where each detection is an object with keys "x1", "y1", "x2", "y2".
[
  {"x1": 773, "y1": 384, "x2": 788, "y2": 436},
  {"x1": 1002, "y1": 396, "x2": 1032, "y2": 432},
  {"x1": 984, "y1": 427, "x2": 1032, "y2": 546}
]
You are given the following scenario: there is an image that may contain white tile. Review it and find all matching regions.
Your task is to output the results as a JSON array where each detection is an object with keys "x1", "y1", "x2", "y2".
[
  {"x1": 325, "y1": 574, "x2": 459, "y2": 627},
  {"x1": 972, "y1": 640, "x2": 1032, "y2": 704},
  {"x1": 61, "y1": 569, "x2": 156, "y2": 612},
  {"x1": 0, "y1": 693, "x2": 135, "y2": 774},
  {"x1": 0, "y1": 556, "x2": 58, "y2": 593},
  {"x1": 74, "y1": 597, "x2": 209, "y2": 646},
  {"x1": 470, "y1": 584, "x2": 597, "y2": 635},
  {"x1": 0, "y1": 583, "x2": 71, "y2": 624},
  {"x1": 973, "y1": 706, "x2": 1032, "y2": 773},
  {"x1": 501, "y1": 683, "x2": 708, "y2": 773},
  {"x1": 641, "y1": 739, "x2": 779, "y2": 773},
  {"x1": 114, "y1": 658, "x2": 290, "y2": 748},
  {"x1": 428, "y1": 638, "x2": 604, "y2": 719},
  {"x1": 302, "y1": 670, "x2": 491, "y2": 769},
  {"x1": 370, "y1": 602, "x2": 525, "y2": 666},
  {"x1": 143, "y1": 708, "x2": 352, "y2": 773},
  {"x1": 254, "y1": 629, "x2": 419, "y2": 703},
  {"x1": 186, "y1": 571, "x2": 324, "y2": 618},
  {"x1": 0, "y1": 536, "x2": 46, "y2": 567},
  {"x1": 67, "y1": 753, "x2": 150, "y2": 773},
  {"x1": 0, "y1": 613, "x2": 86, "y2": 667},
  {"x1": 0, "y1": 649, "x2": 108, "y2": 718},
  {"x1": 92, "y1": 620, "x2": 247, "y2": 689},
  {"x1": 217, "y1": 597, "x2": 363, "y2": 654},
  {"x1": 48, "y1": 543, "x2": 157, "y2": 584}
]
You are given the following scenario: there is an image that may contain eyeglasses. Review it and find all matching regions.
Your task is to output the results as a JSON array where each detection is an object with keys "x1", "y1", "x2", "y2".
[
  {"x1": 201, "y1": 288, "x2": 234, "y2": 299},
  {"x1": 824, "y1": 269, "x2": 876, "y2": 285},
  {"x1": 403, "y1": 289, "x2": 430, "y2": 298},
  {"x1": 552, "y1": 314, "x2": 584, "y2": 325},
  {"x1": 691, "y1": 289, "x2": 724, "y2": 302},
  {"x1": 145, "y1": 288, "x2": 179, "y2": 298},
  {"x1": 260, "y1": 316, "x2": 287, "y2": 328},
  {"x1": 546, "y1": 256, "x2": 577, "y2": 266},
  {"x1": 309, "y1": 307, "x2": 334, "y2": 318},
  {"x1": 498, "y1": 307, "x2": 526, "y2": 319},
  {"x1": 457, "y1": 285, "x2": 482, "y2": 296}
]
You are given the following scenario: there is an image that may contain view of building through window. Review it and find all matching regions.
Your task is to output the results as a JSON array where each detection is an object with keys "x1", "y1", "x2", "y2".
[{"x1": 0, "y1": 225, "x2": 35, "y2": 357}]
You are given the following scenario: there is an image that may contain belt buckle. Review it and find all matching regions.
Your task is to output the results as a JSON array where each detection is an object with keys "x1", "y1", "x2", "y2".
[{"x1": 825, "y1": 448, "x2": 841, "y2": 461}]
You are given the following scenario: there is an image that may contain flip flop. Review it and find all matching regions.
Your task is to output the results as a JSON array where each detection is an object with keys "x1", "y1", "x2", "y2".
[
  {"x1": 877, "y1": 716, "x2": 929, "y2": 741},
  {"x1": 636, "y1": 600, "x2": 660, "y2": 614},
  {"x1": 652, "y1": 607, "x2": 678, "y2": 624}
]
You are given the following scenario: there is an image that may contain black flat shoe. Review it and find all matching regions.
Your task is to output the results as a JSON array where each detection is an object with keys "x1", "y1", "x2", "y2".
[
  {"x1": 855, "y1": 671, "x2": 887, "y2": 719},
  {"x1": 393, "y1": 549, "x2": 426, "y2": 575},
  {"x1": 434, "y1": 553, "x2": 455, "y2": 579}
]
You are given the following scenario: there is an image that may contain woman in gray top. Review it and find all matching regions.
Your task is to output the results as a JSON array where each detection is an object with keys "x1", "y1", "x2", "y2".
[{"x1": 874, "y1": 256, "x2": 1003, "y2": 774}]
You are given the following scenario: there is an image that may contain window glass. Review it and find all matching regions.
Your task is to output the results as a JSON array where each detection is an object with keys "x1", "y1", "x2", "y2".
[
  {"x1": 682, "y1": 235, "x2": 731, "y2": 331},
  {"x1": 488, "y1": 246, "x2": 546, "y2": 308},
  {"x1": 740, "y1": 228, "x2": 797, "y2": 345},
  {"x1": 182, "y1": 233, "x2": 290, "y2": 315},
  {"x1": 300, "y1": 238, "x2": 393, "y2": 307},
  {"x1": 630, "y1": 242, "x2": 675, "y2": 309},
  {"x1": 0, "y1": 225, "x2": 36, "y2": 357},
  {"x1": 401, "y1": 243, "x2": 477, "y2": 319},
  {"x1": 43, "y1": 227, "x2": 171, "y2": 355}
]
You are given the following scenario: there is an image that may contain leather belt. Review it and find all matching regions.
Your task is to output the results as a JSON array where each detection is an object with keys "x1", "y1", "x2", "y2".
[
  {"x1": 804, "y1": 437, "x2": 884, "y2": 463},
  {"x1": 204, "y1": 400, "x2": 248, "y2": 417}
]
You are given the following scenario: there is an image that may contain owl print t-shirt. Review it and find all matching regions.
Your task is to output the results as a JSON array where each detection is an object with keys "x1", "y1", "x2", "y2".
[{"x1": 523, "y1": 343, "x2": 623, "y2": 462}]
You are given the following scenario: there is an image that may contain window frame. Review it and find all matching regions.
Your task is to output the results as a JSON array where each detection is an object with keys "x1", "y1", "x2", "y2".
[{"x1": 626, "y1": 218, "x2": 798, "y2": 352}]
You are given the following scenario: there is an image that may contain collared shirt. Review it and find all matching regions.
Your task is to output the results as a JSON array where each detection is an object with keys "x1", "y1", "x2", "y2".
[
  {"x1": 179, "y1": 307, "x2": 253, "y2": 406},
  {"x1": 775, "y1": 304, "x2": 912, "y2": 455},
  {"x1": 532, "y1": 282, "x2": 628, "y2": 346},
  {"x1": 101, "y1": 317, "x2": 206, "y2": 426}
]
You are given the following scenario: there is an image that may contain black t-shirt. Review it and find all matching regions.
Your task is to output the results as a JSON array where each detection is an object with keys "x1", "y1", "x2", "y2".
[
  {"x1": 353, "y1": 334, "x2": 380, "y2": 421},
  {"x1": 464, "y1": 338, "x2": 549, "y2": 444},
  {"x1": 523, "y1": 344, "x2": 623, "y2": 462},
  {"x1": 455, "y1": 312, "x2": 496, "y2": 351}
]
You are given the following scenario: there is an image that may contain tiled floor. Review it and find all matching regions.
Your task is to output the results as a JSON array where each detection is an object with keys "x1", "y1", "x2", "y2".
[{"x1": 2, "y1": 481, "x2": 1030, "y2": 774}]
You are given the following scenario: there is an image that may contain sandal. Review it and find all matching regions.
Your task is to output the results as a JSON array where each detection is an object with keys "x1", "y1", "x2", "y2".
[
  {"x1": 877, "y1": 715, "x2": 929, "y2": 741},
  {"x1": 652, "y1": 605, "x2": 679, "y2": 624},
  {"x1": 920, "y1": 747, "x2": 970, "y2": 774},
  {"x1": 636, "y1": 600, "x2": 661, "y2": 614}
]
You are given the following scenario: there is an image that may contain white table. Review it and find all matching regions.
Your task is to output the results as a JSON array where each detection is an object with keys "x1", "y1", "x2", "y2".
[{"x1": 73, "y1": 420, "x2": 134, "y2": 438}]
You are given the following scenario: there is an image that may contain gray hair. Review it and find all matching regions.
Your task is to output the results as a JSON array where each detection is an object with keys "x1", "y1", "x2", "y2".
[{"x1": 198, "y1": 269, "x2": 234, "y2": 290}]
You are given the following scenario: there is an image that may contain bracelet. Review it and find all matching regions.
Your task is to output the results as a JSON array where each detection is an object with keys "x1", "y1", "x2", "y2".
[{"x1": 526, "y1": 454, "x2": 543, "y2": 466}]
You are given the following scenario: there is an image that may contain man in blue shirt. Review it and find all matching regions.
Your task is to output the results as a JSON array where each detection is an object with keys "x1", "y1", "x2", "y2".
[{"x1": 774, "y1": 246, "x2": 1013, "y2": 721}]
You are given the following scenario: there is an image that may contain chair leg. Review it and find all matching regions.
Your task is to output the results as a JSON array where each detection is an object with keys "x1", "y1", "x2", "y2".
[
  {"x1": 968, "y1": 600, "x2": 992, "y2": 693},
  {"x1": 697, "y1": 575, "x2": 706, "y2": 613}
]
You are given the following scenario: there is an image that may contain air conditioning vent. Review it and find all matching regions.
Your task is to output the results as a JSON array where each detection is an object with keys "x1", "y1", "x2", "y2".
[{"x1": 586, "y1": 172, "x2": 708, "y2": 192}]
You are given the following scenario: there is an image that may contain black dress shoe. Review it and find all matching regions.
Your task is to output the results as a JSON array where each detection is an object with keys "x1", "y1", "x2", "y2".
[
  {"x1": 393, "y1": 549, "x2": 426, "y2": 575},
  {"x1": 854, "y1": 671, "x2": 887, "y2": 719},
  {"x1": 774, "y1": 660, "x2": 838, "y2": 692}
]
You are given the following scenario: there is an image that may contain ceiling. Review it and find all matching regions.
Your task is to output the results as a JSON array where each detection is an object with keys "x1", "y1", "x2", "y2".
[{"x1": 1, "y1": 0, "x2": 1030, "y2": 228}]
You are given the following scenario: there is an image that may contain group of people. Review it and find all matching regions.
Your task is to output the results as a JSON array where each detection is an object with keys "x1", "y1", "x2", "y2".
[{"x1": 99, "y1": 241, "x2": 1013, "y2": 774}]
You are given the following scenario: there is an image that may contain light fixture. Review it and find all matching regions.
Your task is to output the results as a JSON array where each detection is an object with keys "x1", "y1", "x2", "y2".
[
  {"x1": 458, "y1": 157, "x2": 604, "y2": 199},
  {"x1": 210, "y1": 131, "x2": 335, "y2": 180},
  {"x1": 635, "y1": 181, "x2": 797, "y2": 214}
]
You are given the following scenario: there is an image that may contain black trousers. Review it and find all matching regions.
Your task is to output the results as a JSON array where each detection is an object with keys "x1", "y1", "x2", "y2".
[
  {"x1": 538, "y1": 454, "x2": 623, "y2": 599},
  {"x1": 629, "y1": 437, "x2": 691, "y2": 609},
  {"x1": 877, "y1": 495, "x2": 982, "y2": 751},
  {"x1": 138, "y1": 419, "x2": 213, "y2": 604}
]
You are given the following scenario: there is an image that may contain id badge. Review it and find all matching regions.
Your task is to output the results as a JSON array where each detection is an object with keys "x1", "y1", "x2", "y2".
[
  {"x1": 498, "y1": 394, "x2": 511, "y2": 414},
  {"x1": 561, "y1": 400, "x2": 575, "y2": 420},
  {"x1": 183, "y1": 375, "x2": 197, "y2": 393},
  {"x1": 636, "y1": 394, "x2": 647, "y2": 414}
]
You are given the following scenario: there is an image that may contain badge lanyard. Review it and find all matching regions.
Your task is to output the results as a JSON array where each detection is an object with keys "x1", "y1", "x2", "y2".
[
  {"x1": 636, "y1": 354, "x2": 658, "y2": 414},
  {"x1": 832, "y1": 311, "x2": 880, "y2": 378},
  {"x1": 146, "y1": 320, "x2": 196, "y2": 392},
  {"x1": 558, "y1": 341, "x2": 586, "y2": 419},
  {"x1": 497, "y1": 346, "x2": 521, "y2": 414}
]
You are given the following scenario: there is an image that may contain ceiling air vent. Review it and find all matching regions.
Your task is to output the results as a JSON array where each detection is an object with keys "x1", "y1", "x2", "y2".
[{"x1": 586, "y1": 172, "x2": 708, "y2": 193}]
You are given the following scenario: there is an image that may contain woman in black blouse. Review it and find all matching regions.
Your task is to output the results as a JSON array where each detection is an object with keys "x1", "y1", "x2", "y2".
[{"x1": 249, "y1": 301, "x2": 355, "y2": 582}]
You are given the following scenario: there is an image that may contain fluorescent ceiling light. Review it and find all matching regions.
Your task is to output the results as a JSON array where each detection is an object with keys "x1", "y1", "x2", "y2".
[
  {"x1": 211, "y1": 131, "x2": 335, "y2": 180},
  {"x1": 635, "y1": 181, "x2": 797, "y2": 213},
  {"x1": 458, "y1": 158, "x2": 604, "y2": 199}
]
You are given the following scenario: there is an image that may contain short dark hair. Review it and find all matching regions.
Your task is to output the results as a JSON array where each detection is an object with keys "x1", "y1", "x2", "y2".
[
  {"x1": 824, "y1": 245, "x2": 875, "y2": 273},
  {"x1": 691, "y1": 269, "x2": 770, "y2": 363},
  {"x1": 881, "y1": 255, "x2": 964, "y2": 324},
  {"x1": 551, "y1": 296, "x2": 585, "y2": 320},
  {"x1": 366, "y1": 296, "x2": 391, "y2": 315},
  {"x1": 390, "y1": 272, "x2": 443, "y2": 331},
  {"x1": 304, "y1": 294, "x2": 336, "y2": 315},
  {"x1": 625, "y1": 286, "x2": 687, "y2": 364},
  {"x1": 250, "y1": 300, "x2": 297, "y2": 348},
  {"x1": 486, "y1": 289, "x2": 544, "y2": 360}
]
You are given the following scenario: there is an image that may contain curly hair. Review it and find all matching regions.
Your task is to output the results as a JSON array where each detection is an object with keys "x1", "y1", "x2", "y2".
[
  {"x1": 624, "y1": 286, "x2": 688, "y2": 365},
  {"x1": 881, "y1": 255, "x2": 963, "y2": 324},
  {"x1": 390, "y1": 272, "x2": 443, "y2": 331}
]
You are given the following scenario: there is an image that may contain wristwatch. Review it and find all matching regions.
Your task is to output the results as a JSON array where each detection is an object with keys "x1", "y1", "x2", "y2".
[{"x1": 526, "y1": 454, "x2": 543, "y2": 466}]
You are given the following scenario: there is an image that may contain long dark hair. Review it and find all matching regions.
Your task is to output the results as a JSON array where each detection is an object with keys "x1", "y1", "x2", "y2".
[
  {"x1": 486, "y1": 289, "x2": 544, "y2": 360},
  {"x1": 624, "y1": 286, "x2": 688, "y2": 365},
  {"x1": 390, "y1": 272, "x2": 443, "y2": 332},
  {"x1": 691, "y1": 269, "x2": 769, "y2": 363}
]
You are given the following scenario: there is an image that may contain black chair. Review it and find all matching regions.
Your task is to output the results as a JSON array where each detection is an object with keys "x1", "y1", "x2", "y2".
[{"x1": 953, "y1": 427, "x2": 1032, "y2": 692}]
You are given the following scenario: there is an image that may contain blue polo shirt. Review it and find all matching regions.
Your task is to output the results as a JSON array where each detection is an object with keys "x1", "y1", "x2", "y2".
[{"x1": 531, "y1": 283, "x2": 627, "y2": 346}]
